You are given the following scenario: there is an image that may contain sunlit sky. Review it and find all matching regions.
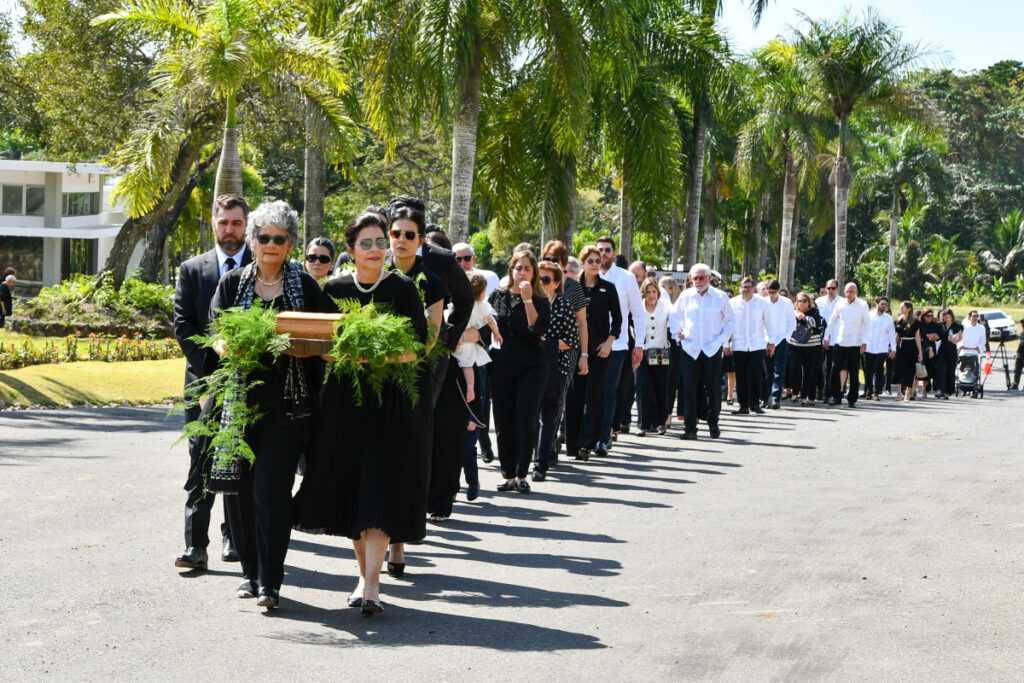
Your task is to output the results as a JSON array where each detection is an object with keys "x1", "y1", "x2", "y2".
[{"x1": 719, "y1": 0, "x2": 1022, "y2": 72}]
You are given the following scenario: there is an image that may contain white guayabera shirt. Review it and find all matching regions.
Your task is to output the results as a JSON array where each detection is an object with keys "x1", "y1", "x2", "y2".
[{"x1": 670, "y1": 286, "x2": 735, "y2": 360}]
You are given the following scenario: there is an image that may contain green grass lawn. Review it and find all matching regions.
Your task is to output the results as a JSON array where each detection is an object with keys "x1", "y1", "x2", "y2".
[{"x1": 0, "y1": 357, "x2": 185, "y2": 408}]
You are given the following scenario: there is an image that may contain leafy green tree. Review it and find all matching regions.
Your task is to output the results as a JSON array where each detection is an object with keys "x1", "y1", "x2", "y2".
[
  {"x1": 923, "y1": 233, "x2": 971, "y2": 307},
  {"x1": 977, "y1": 209, "x2": 1024, "y2": 279},
  {"x1": 859, "y1": 202, "x2": 929, "y2": 300}
]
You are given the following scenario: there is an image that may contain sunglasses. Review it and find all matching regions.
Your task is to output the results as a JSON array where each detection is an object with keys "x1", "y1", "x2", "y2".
[
  {"x1": 827, "y1": 286, "x2": 837, "y2": 290},
  {"x1": 390, "y1": 228, "x2": 419, "y2": 241},
  {"x1": 541, "y1": 256, "x2": 560, "y2": 263},
  {"x1": 598, "y1": 246, "x2": 613, "y2": 253},
  {"x1": 455, "y1": 254, "x2": 474, "y2": 263},
  {"x1": 256, "y1": 234, "x2": 289, "y2": 246},
  {"x1": 539, "y1": 275, "x2": 552, "y2": 285},
  {"x1": 584, "y1": 258, "x2": 601, "y2": 265},
  {"x1": 306, "y1": 253, "x2": 332, "y2": 264},
  {"x1": 356, "y1": 237, "x2": 389, "y2": 251}
]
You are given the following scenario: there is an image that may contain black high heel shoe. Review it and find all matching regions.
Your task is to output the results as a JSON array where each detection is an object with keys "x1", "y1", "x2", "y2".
[
  {"x1": 361, "y1": 598, "x2": 384, "y2": 615},
  {"x1": 387, "y1": 561, "x2": 405, "y2": 578},
  {"x1": 347, "y1": 593, "x2": 363, "y2": 608}
]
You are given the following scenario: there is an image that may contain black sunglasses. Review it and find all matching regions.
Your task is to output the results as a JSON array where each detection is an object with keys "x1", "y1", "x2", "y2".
[
  {"x1": 256, "y1": 234, "x2": 289, "y2": 246},
  {"x1": 390, "y1": 228, "x2": 419, "y2": 241},
  {"x1": 356, "y1": 237, "x2": 389, "y2": 251},
  {"x1": 541, "y1": 256, "x2": 560, "y2": 263},
  {"x1": 540, "y1": 275, "x2": 552, "y2": 285},
  {"x1": 455, "y1": 254, "x2": 474, "y2": 263},
  {"x1": 598, "y1": 246, "x2": 613, "y2": 253},
  {"x1": 584, "y1": 258, "x2": 601, "y2": 265},
  {"x1": 306, "y1": 253, "x2": 332, "y2": 264}
]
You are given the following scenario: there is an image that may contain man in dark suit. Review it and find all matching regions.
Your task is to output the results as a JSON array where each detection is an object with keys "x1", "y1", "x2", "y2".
[
  {"x1": 172, "y1": 194, "x2": 252, "y2": 570},
  {"x1": 0, "y1": 272, "x2": 14, "y2": 328}
]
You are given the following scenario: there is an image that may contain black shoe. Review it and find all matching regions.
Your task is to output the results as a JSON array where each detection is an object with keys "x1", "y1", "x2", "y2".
[
  {"x1": 620, "y1": 425, "x2": 630, "y2": 434},
  {"x1": 466, "y1": 483, "x2": 479, "y2": 501},
  {"x1": 575, "y1": 448, "x2": 590, "y2": 462},
  {"x1": 847, "y1": 402, "x2": 857, "y2": 408},
  {"x1": 257, "y1": 587, "x2": 279, "y2": 609},
  {"x1": 709, "y1": 426, "x2": 721, "y2": 439},
  {"x1": 517, "y1": 480, "x2": 531, "y2": 493},
  {"x1": 175, "y1": 547, "x2": 208, "y2": 570},
  {"x1": 732, "y1": 408, "x2": 750, "y2": 415},
  {"x1": 531, "y1": 469, "x2": 546, "y2": 482},
  {"x1": 636, "y1": 429, "x2": 646, "y2": 437},
  {"x1": 221, "y1": 536, "x2": 240, "y2": 563},
  {"x1": 769, "y1": 401, "x2": 780, "y2": 409},
  {"x1": 347, "y1": 594, "x2": 363, "y2": 608},
  {"x1": 497, "y1": 480, "x2": 515, "y2": 492},
  {"x1": 752, "y1": 406, "x2": 765, "y2": 415},
  {"x1": 481, "y1": 449, "x2": 494, "y2": 464},
  {"x1": 594, "y1": 442, "x2": 608, "y2": 457},
  {"x1": 387, "y1": 562, "x2": 405, "y2": 578},
  {"x1": 236, "y1": 579, "x2": 258, "y2": 599},
  {"x1": 680, "y1": 431, "x2": 697, "y2": 441},
  {"x1": 361, "y1": 599, "x2": 384, "y2": 616}
]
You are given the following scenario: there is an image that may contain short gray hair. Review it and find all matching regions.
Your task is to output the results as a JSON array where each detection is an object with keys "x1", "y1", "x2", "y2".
[
  {"x1": 246, "y1": 200, "x2": 300, "y2": 247},
  {"x1": 689, "y1": 262, "x2": 711, "y2": 278},
  {"x1": 452, "y1": 242, "x2": 474, "y2": 256},
  {"x1": 4, "y1": 275, "x2": 13, "y2": 283}
]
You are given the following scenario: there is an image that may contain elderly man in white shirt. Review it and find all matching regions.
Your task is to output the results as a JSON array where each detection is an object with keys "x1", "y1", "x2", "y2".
[
  {"x1": 595, "y1": 236, "x2": 645, "y2": 452},
  {"x1": 762, "y1": 279, "x2": 797, "y2": 409},
  {"x1": 863, "y1": 296, "x2": 897, "y2": 400},
  {"x1": 725, "y1": 276, "x2": 774, "y2": 415},
  {"x1": 670, "y1": 263, "x2": 735, "y2": 439},
  {"x1": 823, "y1": 282, "x2": 872, "y2": 407}
]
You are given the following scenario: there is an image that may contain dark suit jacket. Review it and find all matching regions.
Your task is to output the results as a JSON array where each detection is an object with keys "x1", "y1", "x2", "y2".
[
  {"x1": 173, "y1": 247, "x2": 252, "y2": 386},
  {"x1": 0, "y1": 283, "x2": 11, "y2": 319},
  {"x1": 422, "y1": 242, "x2": 473, "y2": 352}
]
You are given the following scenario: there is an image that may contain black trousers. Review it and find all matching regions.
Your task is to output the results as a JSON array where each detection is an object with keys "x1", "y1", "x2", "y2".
[
  {"x1": 680, "y1": 350, "x2": 723, "y2": 433},
  {"x1": 830, "y1": 345, "x2": 862, "y2": 405},
  {"x1": 183, "y1": 400, "x2": 230, "y2": 551},
  {"x1": 732, "y1": 349, "x2": 766, "y2": 411},
  {"x1": 862, "y1": 352, "x2": 887, "y2": 396},
  {"x1": 536, "y1": 360, "x2": 574, "y2": 472},
  {"x1": 791, "y1": 345, "x2": 822, "y2": 399},
  {"x1": 224, "y1": 408, "x2": 304, "y2": 590},
  {"x1": 615, "y1": 353, "x2": 635, "y2": 430},
  {"x1": 462, "y1": 366, "x2": 483, "y2": 488},
  {"x1": 428, "y1": 356, "x2": 469, "y2": 518},
  {"x1": 937, "y1": 350, "x2": 958, "y2": 394},
  {"x1": 1014, "y1": 352, "x2": 1024, "y2": 387},
  {"x1": 565, "y1": 354, "x2": 610, "y2": 454},
  {"x1": 818, "y1": 346, "x2": 834, "y2": 399},
  {"x1": 491, "y1": 354, "x2": 548, "y2": 480},
  {"x1": 636, "y1": 357, "x2": 670, "y2": 429}
]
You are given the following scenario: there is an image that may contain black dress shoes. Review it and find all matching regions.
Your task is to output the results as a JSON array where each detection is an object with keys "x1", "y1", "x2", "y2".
[
  {"x1": 466, "y1": 483, "x2": 480, "y2": 501},
  {"x1": 347, "y1": 594, "x2": 363, "y2": 608},
  {"x1": 732, "y1": 407, "x2": 750, "y2": 415},
  {"x1": 257, "y1": 587, "x2": 279, "y2": 609},
  {"x1": 709, "y1": 426, "x2": 721, "y2": 439},
  {"x1": 481, "y1": 449, "x2": 495, "y2": 464},
  {"x1": 221, "y1": 536, "x2": 240, "y2": 562},
  {"x1": 175, "y1": 547, "x2": 208, "y2": 570},
  {"x1": 680, "y1": 431, "x2": 697, "y2": 440},
  {"x1": 387, "y1": 561, "x2": 405, "y2": 578},
  {"x1": 752, "y1": 406, "x2": 765, "y2": 414},
  {"x1": 361, "y1": 598, "x2": 384, "y2": 616},
  {"x1": 497, "y1": 480, "x2": 516, "y2": 492}
]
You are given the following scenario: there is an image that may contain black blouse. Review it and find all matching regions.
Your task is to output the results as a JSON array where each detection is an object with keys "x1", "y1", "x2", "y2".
[
  {"x1": 489, "y1": 287, "x2": 550, "y2": 364},
  {"x1": 895, "y1": 317, "x2": 921, "y2": 340},
  {"x1": 579, "y1": 276, "x2": 622, "y2": 355}
]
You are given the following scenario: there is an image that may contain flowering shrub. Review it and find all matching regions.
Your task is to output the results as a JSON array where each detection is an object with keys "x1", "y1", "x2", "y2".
[{"x1": 0, "y1": 333, "x2": 181, "y2": 371}]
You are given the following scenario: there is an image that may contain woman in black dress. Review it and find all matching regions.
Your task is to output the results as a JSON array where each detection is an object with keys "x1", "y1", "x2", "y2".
[
  {"x1": 918, "y1": 308, "x2": 943, "y2": 397},
  {"x1": 894, "y1": 301, "x2": 924, "y2": 402},
  {"x1": 488, "y1": 250, "x2": 550, "y2": 493},
  {"x1": 293, "y1": 211, "x2": 428, "y2": 615},
  {"x1": 935, "y1": 308, "x2": 962, "y2": 399},
  {"x1": 207, "y1": 200, "x2": 322, "y2": 610},
  {"x1": 564, "y1": 245, "x2": 621, "y2": 461}
]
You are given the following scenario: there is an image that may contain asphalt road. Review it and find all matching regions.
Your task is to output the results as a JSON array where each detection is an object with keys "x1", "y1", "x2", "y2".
[{"x1": 1, "y1": 384, "x2": 1022, "y2": 681}]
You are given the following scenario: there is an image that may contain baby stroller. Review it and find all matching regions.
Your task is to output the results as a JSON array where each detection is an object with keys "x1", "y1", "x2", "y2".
[{"x1": 955, "y1": 352, "x2": 983, "y2": 398}]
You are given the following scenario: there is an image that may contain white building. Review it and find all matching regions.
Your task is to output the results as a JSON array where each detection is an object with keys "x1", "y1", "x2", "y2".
[{"x1": 0, "y1": 160, "x2": 125, "y2": 286}]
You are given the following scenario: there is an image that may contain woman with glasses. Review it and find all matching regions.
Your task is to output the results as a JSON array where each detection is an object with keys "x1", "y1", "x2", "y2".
[
  {"x1": 894, "y1": 301, "x2": 924, "y2": 402},
  {"x1": 787, "y1": 292, "x2": 825, "y2": 406},
  {"x1": 635, "y1": 278, "x2": 671, "y2": 435},
  {"x1": 488, "y1": 250, "x2": 550, "y2": 493},
  {"x1": 918, "y1": 308, "x2": 942, "y2": 398},
  {"x1": 935, "y1": 308, "x2": 962, "y2": 399},
  {"x1": 565, "y1": 246, "x2": 621, "y2": 461},
  {"x1": 303, "y1": 237, "x2": 335, "y2": 283},
  {"x1": 206, "y1": 201, "x2": 323, "y2": 609},
  {"x1": 532, "y1": 260, "x2": 579, "y2": 481},
  {"x1": 293, "y1": 210, "x2": 429, "y2": 615}
]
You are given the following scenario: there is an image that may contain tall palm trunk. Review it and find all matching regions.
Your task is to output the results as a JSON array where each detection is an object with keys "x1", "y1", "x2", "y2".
[
  {"x1": 756, "y1": 196, "x2": 768, "y2": 274},
  {"x1": 886, "y1": 189, "x2": 900, "y2": 299},
  {"x1": 741, "y1": 203, "x2": 752, "y2": 277},
  {"x1": 303, "y1": 104, "x2": 326, "y2": 246},
  {"x1": 213, "y1": 94, "x2": 243, "y2": 201},
  {"x1": 619, "y1": 175, "x2": 633, "y2": 261},
  {"x1": 703, "y1": 180, "x2": 714, "y2": 264},
  {"x1": 788, "y1": 199, "x2": 800, "y2": 290},
  {"x1": 779, "y1": 145, "x2": 797, "y2": 289},
  {"x1": 683, "y1": 110, "x2": 707, "y2": 268},
  {"x1": 448, "y1": 50, "x2": 482, "y2": 244},
  {"x1": 833, "y1": 116, "x2": 853, "y2": 281},
  {"x1": 670, "y1": 207, "x2": 682, "y2": 271},
  {"x1": 552, "y1": 157, "x2": 576, "y2": 248}
]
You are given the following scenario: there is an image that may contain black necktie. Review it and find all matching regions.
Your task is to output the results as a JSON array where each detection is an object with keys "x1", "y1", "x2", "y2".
[{"x1": 224, "y1": 257, "x2": 235, "y2": 275}]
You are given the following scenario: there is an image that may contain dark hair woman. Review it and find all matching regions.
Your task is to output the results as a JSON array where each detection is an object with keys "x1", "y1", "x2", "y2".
[
  {"x1": 533, "y1": 260, "x2": 579, "y2": 480},
  {"x1": 488, "y1": 249, "x2": 551, "y2": 492},
  {"x1": 787, "y1": 292, "x2": 825, "y2": 406},
  {"x1": 635, "y1": 278, "x2": 672, "y2": 435},
  {"x1": 895, "y1": 301, "x2": 924, "y2": 402},
  {"x1": 206, "y1": 200, "x2": 323, "y2": 610},
  {"x1": 564, "y1": 245, "x2": 622, "y2": 461},
  {"x1": 935, "y1": 308, "x2": 962, "y2": 399},
  {"x1": 293, "y1": 211, "x2": 429, "y2": 615},
  {"x1": 918, "y1": 307, "x2": 942, "y2": 397},
  {"x1": 304, "y1": 236, "x2": 335, "y2": 283}
]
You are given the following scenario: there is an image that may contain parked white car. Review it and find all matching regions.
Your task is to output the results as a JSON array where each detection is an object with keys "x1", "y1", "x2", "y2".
[{"x1": 978, "y1": 309, "x2": 1019, "y2": 340}]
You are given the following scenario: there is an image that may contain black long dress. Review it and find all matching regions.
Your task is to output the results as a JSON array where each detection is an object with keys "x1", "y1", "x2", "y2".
[
  {"x1": 895, "y1": 317, "x2": 921, "y2": 387},
  {"x1": 293, "y1": 271, "x2": 429, "y2": 543}
]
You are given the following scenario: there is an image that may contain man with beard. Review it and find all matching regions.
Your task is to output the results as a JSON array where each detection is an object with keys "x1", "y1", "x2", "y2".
[{"x1": 172, "y1": 194, "x2": 252, "y2": 571}]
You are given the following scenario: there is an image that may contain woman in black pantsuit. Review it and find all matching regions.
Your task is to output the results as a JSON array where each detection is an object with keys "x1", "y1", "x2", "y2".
[
  {"x1": 894, "y1": 301, "x2": 924, "y2": 402},
  {"x1": 488, "y1": 250, "x2": 550, "y2": 493},
  {"x1": 208, "y1": 200, "x2": 322, "y2": 610},
  {"x1": 935, "y1": 308, "x2": 962, "y2": 398},
  {"x1": 564, "y1": 245, "x2": 621, "y2": 461}
]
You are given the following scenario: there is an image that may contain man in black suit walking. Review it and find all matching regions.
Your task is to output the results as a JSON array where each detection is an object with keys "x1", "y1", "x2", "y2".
[{"x1": 172, "y1": 194, "x2": 252, "y2": 570}]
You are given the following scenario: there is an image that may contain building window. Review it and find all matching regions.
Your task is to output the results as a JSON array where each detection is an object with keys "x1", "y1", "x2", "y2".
[
  {"x1": 0, "y1": 236, "x2": 43, "y2": 282},
  {"x1": 1, "y1": 185, "x2": 24, "y2": 215},
  {"x1": 26, "y1": 186, "x2": 45, "y2": 216},
  {"x1": 63, "y1": 192, "x2": 96, "y2": 216}
]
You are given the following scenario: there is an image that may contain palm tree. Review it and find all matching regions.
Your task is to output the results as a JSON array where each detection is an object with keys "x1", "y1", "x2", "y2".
[
  {"x1": 923, "y1": 233, "x2": 971, "y2": 307},
  {"x1": 977, "y1": 209, "x2": 1024, "y2": 278},
  {"x1": 855, "y1": 123, "x2": 948, "y2": 298},
  {"x1": 860, "y1": 202, "x2": 930, "y2": 300},
  {"x1": 794, "y1": 9, "x2": 933, "y2": 281}
]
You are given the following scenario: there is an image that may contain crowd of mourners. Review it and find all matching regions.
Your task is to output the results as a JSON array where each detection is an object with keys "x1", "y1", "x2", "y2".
[{"x1": 172, "y1": 193, "x2": 1003, "y2": 614}]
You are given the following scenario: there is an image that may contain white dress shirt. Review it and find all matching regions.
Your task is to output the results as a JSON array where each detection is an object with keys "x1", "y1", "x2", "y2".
[
  {"x1": 765, "y1": 295, "x2": 797, "y2": 345},
  {"x1": 815, "y1": 294, "x2": 839, "y2": 326},
  {"x1": 641, "y1": 300, "x2": 671, "y2": 349},
  {"x1": 865, "y1": 311, "x2": 897, "y2": 354},
  {"x1": 215, "y1": 244, "x2": 247, "y2": 278},
  {"x1": 602, "y1": 264, "x2": 646, "y2": 351},
  {"x1": 959, "y1": 321, "x2": 986, "y2": 356},
  {"x1": 670, "y1": 286, "x2": 735, "y2": 359},
  {"x1": 825, "y1": 297, "x2": 872, "y2": 347},
  {"x1": 727, "y1": 295, "x2": 771, "y2": 352}
]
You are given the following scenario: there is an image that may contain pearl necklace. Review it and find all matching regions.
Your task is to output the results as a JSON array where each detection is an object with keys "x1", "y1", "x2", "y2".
[
  {"x1": 256, "y1": 272, "x2": 283, "y2": 287},
  {"x1": 352, "y1": 267, "x2": 385, "y2": 293}
]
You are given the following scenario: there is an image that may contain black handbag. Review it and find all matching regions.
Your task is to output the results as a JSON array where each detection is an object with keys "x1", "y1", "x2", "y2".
[{"x1": 645, "y1": 347, "x2": 670, "y2": 366}]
